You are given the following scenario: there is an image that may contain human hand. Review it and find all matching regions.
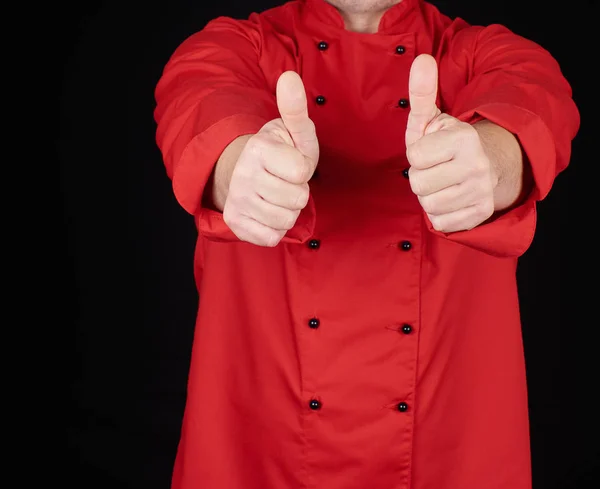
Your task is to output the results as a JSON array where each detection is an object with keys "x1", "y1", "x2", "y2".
[
  {"x1": 404, "y1": 54, "x2": 498, "y2": 233},
  {"x1": 223, "y1": 71, "x2": 319, "y2": 246}
]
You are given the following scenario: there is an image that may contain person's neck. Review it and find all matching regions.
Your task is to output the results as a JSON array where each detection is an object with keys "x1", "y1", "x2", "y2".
[
  {"x1": 339, "y1": 10, "x2": 386, "y2": 33},
  {"x1": 326, "y1": 1, "x2": 403, "y2": 33}
]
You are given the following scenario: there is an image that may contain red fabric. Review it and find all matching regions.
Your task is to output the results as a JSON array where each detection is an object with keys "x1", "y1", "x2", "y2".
[{"x1": 153, "y1": 1, "x2": 580, "y2": 488}]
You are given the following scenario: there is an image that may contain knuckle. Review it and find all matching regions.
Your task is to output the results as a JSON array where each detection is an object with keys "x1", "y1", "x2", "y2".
[
  {"x1": 274, "y1": 216, "x2": 289, "y2": 231},
  {"x1": 465, "y1": 159, "x2": 485, "y2": 179},
  {"x1": 298, "y1": 159, "x2": 313, "y2": 183},
  {"x1": 470, "y1": 202, "x2": 491, "y2": 226},
  {"x1": 223, "y1": 207, "x2": 238, "y2": 229},
  {"x1": 262, "y1": 119, "x2": 293, "y2": 145},
  {"x1": 261, "y1": 119, "x2": 284, "y2": 134},
  {"x1": 293, "y1": 159, "x2": 312, "y2": 183},
  {"x1": 264, "y1": 230, "x2": 284, "y2": 247},
  {"x1": 427, "y1": 113, "x2": 452, "y2": 133},
  {"x1": 455, "y1": 125, "x2": 477, "y2": 150},
  {"x1": 465, "y1": 221, "x2": 478, "y2": 231},
  {"x1": 429, "y1": 214, "x2": 443, "y2": 232},
  {"x1": 244, "y1": 136, "x2": 266, "y2": 161},
  {"x1": 409, "y1": 174, "x2": 425, "y2": 196},
  {"x1": 480, "y1": 200, "x2": 495, "y2": 219},
  {"x1": 406, "y1": 144, "x2": 421, "y2": 165},
  {"x1": 260, "y1": 119, "x2": 278, "y2": 132},
  {"x1": 474, "y1": 156, "x2": 489, "y2": 175},
  {"x1": 281, "y1": 211, "x2": 299, "y2": 230},
  {"x1": 419, "y1": 195, "x2": 437, "y2": 215},
  {"x1": 245, "y1": 134, "x2": 262, "y2": 151},
  {"x1": 231, "y1": 191, "x2": 250, "y2": 209},
  {"x1": 462, "y1": 123, "x2": 479, "y2": 142},
  {"x1": 294, "y1": 186, "x2": 310, "y2": 209}
]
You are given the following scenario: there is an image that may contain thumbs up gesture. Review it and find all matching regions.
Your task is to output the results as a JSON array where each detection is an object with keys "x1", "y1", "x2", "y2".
[
  {"x1": 405, "y1": 54, "x2": 499, "y2": 233},
  {"x1": 223, "y1": 71, "x2": 319, "y2": 246}
]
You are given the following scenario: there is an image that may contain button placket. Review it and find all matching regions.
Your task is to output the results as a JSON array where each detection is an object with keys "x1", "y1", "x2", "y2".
[
  {"x1": 391, "y1": 40, "x2": 411, "y2": 115},
  {"x1": 388, "y1": 214, "x2": 420, "y2": 423},
  {"x1": 314, "y1": 40, "x2": 328, "y2": 108},
  {"x1": 302, "y1": 35, "x2": 330, "y2": 414}
]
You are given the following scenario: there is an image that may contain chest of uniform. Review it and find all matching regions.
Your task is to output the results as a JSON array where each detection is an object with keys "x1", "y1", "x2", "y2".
[{"x1": 296, "y1": 30, "x2": 417, "y2": 163}]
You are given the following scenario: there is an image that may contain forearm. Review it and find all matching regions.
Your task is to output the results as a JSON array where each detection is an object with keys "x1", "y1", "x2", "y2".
[{"x1": 473, "y1": 119, "x2": 531, "y2": 212}]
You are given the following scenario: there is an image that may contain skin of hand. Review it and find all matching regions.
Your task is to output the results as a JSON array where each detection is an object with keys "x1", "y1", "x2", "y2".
[
  {"x1": 405, "y1": 54, "x2": 525, "y2": 233},
  {"x1": 213, "y1": 71, "x2": 320, "y2": 247}
]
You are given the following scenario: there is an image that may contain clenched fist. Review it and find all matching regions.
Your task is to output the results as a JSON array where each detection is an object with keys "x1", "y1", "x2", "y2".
[
  {"x1": 405, "y1": 54, "x2": 515, "y2": 233},
  {"x1": 218, "y1": 71, "x2": 319, "y2": 247}
]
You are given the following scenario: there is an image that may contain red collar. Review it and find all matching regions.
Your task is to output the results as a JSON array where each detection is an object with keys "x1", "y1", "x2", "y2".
[{"x1": 303, "y1": 0, "x2": 420, "y2": 33}]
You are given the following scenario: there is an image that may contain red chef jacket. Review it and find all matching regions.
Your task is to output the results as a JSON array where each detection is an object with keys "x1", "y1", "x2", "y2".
[{"x1": 153, "y1": 1, "x2": 580, "y2": 488}]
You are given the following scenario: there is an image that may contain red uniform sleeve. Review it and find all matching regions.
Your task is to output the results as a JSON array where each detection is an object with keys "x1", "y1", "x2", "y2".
[
  {"x1": 435, "y1": 23, "x2": 580, "y2": 257},
  {"x1": 153, "y1": 16, "x2": 315, "y2": 243}
]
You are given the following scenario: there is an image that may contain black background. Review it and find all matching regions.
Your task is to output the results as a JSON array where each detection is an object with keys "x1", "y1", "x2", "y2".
[{"x1": 57, "y1": 1, "x2": 597, "y2": 488}]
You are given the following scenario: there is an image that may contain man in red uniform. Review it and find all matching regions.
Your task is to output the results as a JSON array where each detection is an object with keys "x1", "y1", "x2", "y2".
[{"x1": 153, "y1": 1, "x2": 580, "y2": 488}]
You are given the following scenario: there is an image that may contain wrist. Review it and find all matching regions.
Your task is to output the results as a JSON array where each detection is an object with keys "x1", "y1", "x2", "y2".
[
  {"x1": 211, "y1": 135, "x2": 252, "y2": 211},
  {"x1": 473, "y1": 120, "x2": 524, "y2": 212}
]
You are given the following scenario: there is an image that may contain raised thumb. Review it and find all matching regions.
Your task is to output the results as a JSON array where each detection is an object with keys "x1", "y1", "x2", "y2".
[
  {"x1": 405, "y1": 54, "x2": 440, "y2": 147},
  {"x1": 276, "y1": 71, "x2": 319, "y2": 163}
]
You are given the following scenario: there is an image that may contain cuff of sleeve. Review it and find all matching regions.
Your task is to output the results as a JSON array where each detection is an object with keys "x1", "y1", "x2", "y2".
[
  {"x1": 173, "y1": 113, "x2": 316, "y2": 244},
  {"x1": 199, "y1": 194, "x2": 316, "y2": 244},
  {"x1": 425, "y1": 102, "x2": 556, "y2": 257},
  {"x1": 423, "y1": 201, "x2": 536, "y2": 258}
]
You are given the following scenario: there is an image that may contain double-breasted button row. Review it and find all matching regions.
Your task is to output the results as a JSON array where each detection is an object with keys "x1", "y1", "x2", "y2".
[
  {"x1": 309, "y1": 399, "x2": 410, "y2": 412},
  {"x1": 309, "y1": 239, "x2": 412, "y2": 252},
  {"x1": 317, "y1": 41, "x2": 406, "y2": 56},
  {"x1": 313, "y1": 95, "x2": 409, "y2": 110},
  {"x1": 305, "y1": 39, "x2": 414, "y2": 415},
  {"x1": 314, "y1": 41, "x2": 410, "y2": 109}
]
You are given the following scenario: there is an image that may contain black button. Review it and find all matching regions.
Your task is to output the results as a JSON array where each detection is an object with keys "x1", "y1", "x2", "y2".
[
  {"x1": 316, "y1": 95, "x2": 326, "y2": 105},
  {"x1": 395, "y1": 45, "x2": 406, "y2": 55},
  {"x1": 402, "y1": 168, "x2": 409, "y2": 179},
  {"x1": 397, "y1": 402, "x2": 409, "y2": 412},
  {"x1": 317, "y1": 41, "x2": 329, "y2": 51},
  {"x1": 398, "y1": 98, "x2": 409, "y2": 108},
  {"x1": 401, "y1": 324, "x2": 413, "y2": 334},
  {"x1": 399, "y1": 241, "x2": 412, "y2": 251},
  {"x1": 308, "y1": 318, "x2": 320, "y2": 329},
  {"x1": 309, "y1": 399, "x2": 321, "y2": 410},
  {"x1": 308, "y1": 239, "x2": 321, "y2": 250}
]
